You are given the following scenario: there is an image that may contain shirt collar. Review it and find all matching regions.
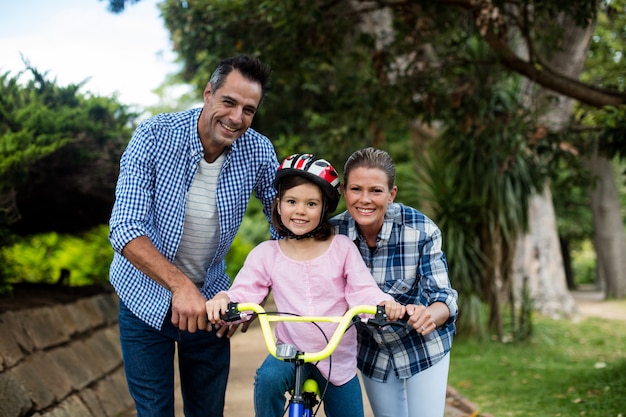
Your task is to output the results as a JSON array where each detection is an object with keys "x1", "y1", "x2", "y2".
[
  {"x1": 191, "y1": 108, "x2": 204, "y2": 159},
  {"x1": 346, "y1": 203, "x2": 400, "y2": 246}
]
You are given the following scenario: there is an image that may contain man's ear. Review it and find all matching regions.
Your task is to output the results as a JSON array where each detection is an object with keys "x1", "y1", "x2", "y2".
[{"x1": 203, "y1": 82, "x2": 212, "y2": 100}]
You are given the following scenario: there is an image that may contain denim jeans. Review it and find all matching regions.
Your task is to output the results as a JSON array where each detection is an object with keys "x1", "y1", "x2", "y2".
[
  {"x1": 118, "y1": 300, "x2": 230, "y2": 417},
  {"x1": 361, "y1": 352, "x2": 450, "y2": 417},
  {"x1": 254, "y1": 354, "x2": 364, "y2": 417}
]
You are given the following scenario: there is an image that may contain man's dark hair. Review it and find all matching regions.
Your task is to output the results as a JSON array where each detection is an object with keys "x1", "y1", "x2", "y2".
[{"x1": 209, "y1": 55, "x2": 272, "y2": 105}]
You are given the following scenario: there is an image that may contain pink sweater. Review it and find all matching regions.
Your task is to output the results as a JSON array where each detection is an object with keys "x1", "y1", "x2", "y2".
[{"x1": 225, "y1": 234, "x2": 393, "y2": 385}]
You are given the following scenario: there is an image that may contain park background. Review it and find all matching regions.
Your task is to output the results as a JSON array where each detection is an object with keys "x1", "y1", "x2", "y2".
[{"x1": 1, "y1": 1, "x2": 625, "y2": 416}]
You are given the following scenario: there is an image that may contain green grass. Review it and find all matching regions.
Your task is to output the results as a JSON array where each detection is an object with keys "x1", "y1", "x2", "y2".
[{"x1": 449, "y1": 314, "x2": 626, "y2": 417}]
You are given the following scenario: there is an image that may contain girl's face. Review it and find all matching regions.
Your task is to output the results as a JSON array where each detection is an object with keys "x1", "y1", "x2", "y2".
[
  {"x1": 278, "y1": 182, "x2": 324, "y2": 236},
  {"x1": 343, "y1": 167, "x2": 396, "y2": 235}
]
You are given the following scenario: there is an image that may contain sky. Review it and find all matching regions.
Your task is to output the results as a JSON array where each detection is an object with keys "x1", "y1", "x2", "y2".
[{"x1": 0, "y1": 0, "x2": 180, "y2": 109}]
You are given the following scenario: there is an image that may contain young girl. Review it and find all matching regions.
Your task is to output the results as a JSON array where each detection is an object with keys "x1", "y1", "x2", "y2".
[{"x1": 206, "y1": 153, "x2": 405, "y2": 417}]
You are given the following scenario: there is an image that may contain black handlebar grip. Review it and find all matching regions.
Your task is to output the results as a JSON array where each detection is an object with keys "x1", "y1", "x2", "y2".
[{"x1": 221, "y1": 302, "x2": 242, "y2": 322}]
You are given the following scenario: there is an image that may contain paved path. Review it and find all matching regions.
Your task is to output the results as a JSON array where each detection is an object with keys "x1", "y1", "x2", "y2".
[{"x1": 571, "y1": 287, "x2": 626, "y2": 321}]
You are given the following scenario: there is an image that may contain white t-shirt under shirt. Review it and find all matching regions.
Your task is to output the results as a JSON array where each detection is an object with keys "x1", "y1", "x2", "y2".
[{"x1": 174, "y1": 153, "x2": 224, "y2": 284}]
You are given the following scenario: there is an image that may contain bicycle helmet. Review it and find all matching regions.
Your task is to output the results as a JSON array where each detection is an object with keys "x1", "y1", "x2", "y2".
[{"x1": 275, "y1": 153, "x2": 341, "y2": 213}]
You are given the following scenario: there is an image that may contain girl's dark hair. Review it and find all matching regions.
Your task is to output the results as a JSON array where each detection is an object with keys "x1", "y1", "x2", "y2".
[
  {"x1": 271, "y1": 175, "x2": 334, "y2": 240},
  {"x1": 209, "y1": 55, "x2": 272, "y2": 105}
]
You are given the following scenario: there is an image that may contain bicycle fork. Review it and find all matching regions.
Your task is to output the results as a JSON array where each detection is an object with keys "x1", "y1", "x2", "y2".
[{"x1": 289, "y1": 359, "x2": 319, "y2": 417}]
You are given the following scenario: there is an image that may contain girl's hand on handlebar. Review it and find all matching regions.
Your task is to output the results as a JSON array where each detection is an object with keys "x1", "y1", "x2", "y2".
[
  {"x1": 205, "y1": 292, "x2": 230, "y2": 327},
  {"x1": 207, "y1": 295, "x2": 255, "y2": 338},
  {"x1": 379, "y1": 299, "x2": 406, "y2": 321}
]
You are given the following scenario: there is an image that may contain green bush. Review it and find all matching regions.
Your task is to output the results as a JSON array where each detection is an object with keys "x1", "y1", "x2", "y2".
[
  {"x1": 225, "y1": 235, "x2": 255, "y2": 281},
  {"x1": 0, "y1": 201, "x2": 273, "y2": 291},
  {"x1": 0, "y1": 225, "x2": 113, "y2": 287},
  {"x1": 225, "y1": 201, "x2": 271, "y2": 280},
  {"x1": 571, "y1": 239, "x2": 597, "y2": 286}
]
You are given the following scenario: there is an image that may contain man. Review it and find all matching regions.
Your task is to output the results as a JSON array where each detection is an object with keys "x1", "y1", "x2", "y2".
[{"x1": 108, "y1": 55, "x2": 278, "y2": 417}]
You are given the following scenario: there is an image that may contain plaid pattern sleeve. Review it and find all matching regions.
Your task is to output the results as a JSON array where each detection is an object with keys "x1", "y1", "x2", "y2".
[
  {"x1": 109, "y1": 108, "x2": 278, "y2": 329},
  {"x1": 331, "y1": 203, "x2": 458, "y2": 381}
]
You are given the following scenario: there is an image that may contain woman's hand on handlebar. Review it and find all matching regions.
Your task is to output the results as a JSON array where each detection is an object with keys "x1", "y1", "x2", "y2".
[
  {"x1": 379, "y1": 299, "x2": 406, "y2": 321},
  {"x1": 405, "y1": 302, "x2": 449, "y2": 336}
]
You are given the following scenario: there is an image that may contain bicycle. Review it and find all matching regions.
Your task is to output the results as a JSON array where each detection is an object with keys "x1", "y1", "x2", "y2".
[{"x1": 221, "y1": 301, "x2": 407, "y2": 417}]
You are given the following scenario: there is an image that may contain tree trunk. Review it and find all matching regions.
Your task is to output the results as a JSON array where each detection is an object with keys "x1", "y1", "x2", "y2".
[
  {"x1": 514, "y1": 189, "x2": 578, "y2": 318},
  {"x1": 584, "y1": 150, "x2": 626, "y2": 299},
  {"x1": 513, "y1": 11, "x2": 593, "y2": 316},
  {"x1": 559, "y1": 235, "x2": 577, "y2": 290},
  {"x1": 483, "y1": 222, "x2": 505, "y2": 337}
]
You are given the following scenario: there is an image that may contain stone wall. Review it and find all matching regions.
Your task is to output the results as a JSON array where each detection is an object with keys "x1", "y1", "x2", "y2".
[{"x1": 0, "y1": 290, "x2": 133, "y2": 417}]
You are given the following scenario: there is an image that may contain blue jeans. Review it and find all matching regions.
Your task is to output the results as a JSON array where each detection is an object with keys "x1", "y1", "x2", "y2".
[
  {"x1": 362, "y1": 352, "x2": 450, "y2": 417},
  {"x1": 254, "y1": 355, "x2": 364, "y2": 417},
  {"x1": 118, "y1": 300, "x2": 230, "y2": 417}
]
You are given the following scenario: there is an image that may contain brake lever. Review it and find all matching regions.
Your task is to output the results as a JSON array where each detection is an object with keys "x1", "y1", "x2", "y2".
[
  {"x1": 364, "y1": 305, "x2": 411, "y2": 330},
  {"x1": 221, "y1": 302, "x2": 243, "y2": 323},
  {"x1": 365, "y1": 305, "x2": 391, "y2": 327}
]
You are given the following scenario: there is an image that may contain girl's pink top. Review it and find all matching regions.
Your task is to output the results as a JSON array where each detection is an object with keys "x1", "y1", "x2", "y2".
[{"x1": 225, "y1": 234, "x2": 393, "y2": 385}]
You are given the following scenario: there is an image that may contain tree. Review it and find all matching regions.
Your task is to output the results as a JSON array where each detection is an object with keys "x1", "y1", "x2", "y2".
[
  {"x1": 107, "y1": 1, "x2": 626, "y2": 146},
  {"x1": 578, "y1": 2, "x2": 626, "y2": 298},
  {"x1": 106, "y1": 0, "x2": 626, "y2": 334},
  {"x1": 0, "y1": 65, "x2": 137, "y2": 239}
]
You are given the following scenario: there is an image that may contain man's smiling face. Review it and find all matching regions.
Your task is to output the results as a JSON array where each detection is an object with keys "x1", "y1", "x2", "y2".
[{"x1": 198, "y1": 70, "x2": 262, "y2": 162}]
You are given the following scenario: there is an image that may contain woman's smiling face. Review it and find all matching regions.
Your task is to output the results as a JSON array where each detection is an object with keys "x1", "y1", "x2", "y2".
[{"x1": 343, "y1": 166, "x2": 396, "y2": 237}]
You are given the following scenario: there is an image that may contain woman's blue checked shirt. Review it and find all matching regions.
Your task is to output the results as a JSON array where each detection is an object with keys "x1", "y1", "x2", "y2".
[
  {"x1": 331, "y1": 203, "x2": 458, "y2": 382},
  {"x1": 109, "y1": 108, "x2": 278, "y2": 330}
]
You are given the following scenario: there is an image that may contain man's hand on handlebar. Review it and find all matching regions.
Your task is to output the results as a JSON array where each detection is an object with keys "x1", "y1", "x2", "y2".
[
  {"x1": 170, "y1": 280, "x2": 209, "y2": 333},
  {"x1": 214, "y1": 319, "x2": 254, "y2": 338}
]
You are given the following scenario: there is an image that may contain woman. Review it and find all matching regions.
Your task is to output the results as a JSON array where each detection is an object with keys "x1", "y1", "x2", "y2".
[{"x1": 331, "y1": 147, "x2": 459, "y2": 417}]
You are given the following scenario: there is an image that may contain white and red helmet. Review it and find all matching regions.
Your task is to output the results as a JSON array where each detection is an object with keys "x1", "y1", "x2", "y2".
[{"x1": 275, "y1": 153, "x2": 341, "y2": 212}]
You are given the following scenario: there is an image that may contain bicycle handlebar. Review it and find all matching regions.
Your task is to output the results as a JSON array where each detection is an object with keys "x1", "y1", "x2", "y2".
[{"x1": 222, "y1": 302, "x2": 398, "y2": 363}]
